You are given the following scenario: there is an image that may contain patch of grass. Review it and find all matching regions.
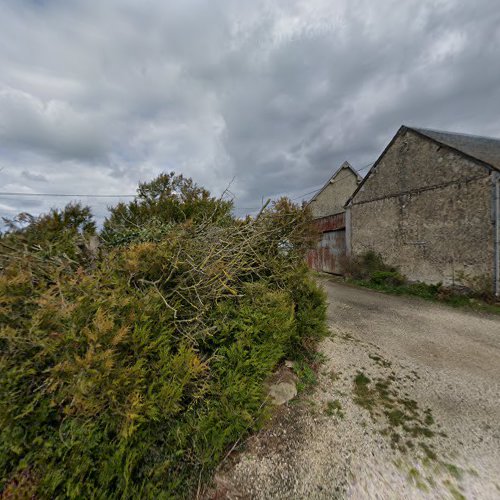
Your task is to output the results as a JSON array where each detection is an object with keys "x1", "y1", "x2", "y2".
[
  {"x1": 407, "y1": 467, "x2": 429, "y2": 492},
  {"x1": 345, "y1": 250, "x2": 500, "y2": 313},
  {"x1": 443, "y1": 463, "x2": 463, "y2": 481},
  {"x1": 443, "y1": 480, "x2": 466, "y2": 500},
  {"x1": 293, "y1": 359, "x2": 318, "y2": 393},
  {"x1": 401, "y1": 398, "x2": 419, "y2": 414},
  {"x1": 355, "y1": 371, "x2": 371, "y2": 386},
  {"x1": 349, "y1": 351, "x2": 471, "y2": 496},
  {"x1": 404, "y1": 425, "x2": 436, "y2": 439},
  {"x1": 353, "y1": 372, "x2": 377, "y2": 412},
  {"x1": 370, "y1": 270, "x2": 406, "y2": 286},
  {"x1": 407, "y1": 467, "x2": 420, "y2": 481},
  {"x1": 419, "y1": 442, "x2": 437, "y2": 461},
  {"x1": 351, "y1": 370, "x2": 441, "y2": 458},
  {"x1": 349, "y1": 278, "x2": 500, "y2": 315},
  {"x1": 424, "y1": 409, "x2": 435, "y2": 426},
  {"x1": 325, "y1": 399, "x2": 345, "y2": 418},
  {"x1": 385, "y1": 409, "x2": 407, "y2": 427},
  {"x1": 311, "y1": 351, "x2": 329, "y2": 365},
  {"x1": 368, "y1": 353, "x2": 392, "y2": 368}
]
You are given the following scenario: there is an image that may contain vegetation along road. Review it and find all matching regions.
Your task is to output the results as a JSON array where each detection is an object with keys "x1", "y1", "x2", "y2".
[{"x1": 214, "y1": 278, "x2": 500, "y2": 499}]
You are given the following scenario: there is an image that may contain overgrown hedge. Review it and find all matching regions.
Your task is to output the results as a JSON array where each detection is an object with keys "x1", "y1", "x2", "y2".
[{"x1": 0, "y1": 174, "x2": 326, "y2": 498}]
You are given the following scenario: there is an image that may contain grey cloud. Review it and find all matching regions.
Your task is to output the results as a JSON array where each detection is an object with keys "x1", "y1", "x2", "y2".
[
  {"x1": 0, "y1": 88, "x2": 110, "y2": 161},
  {"x1": 21, "y1": 170, "x2": 48, "y2": 182},
  {"x1": 0, "y1": 0, "x2": 499, "y2": 222}
]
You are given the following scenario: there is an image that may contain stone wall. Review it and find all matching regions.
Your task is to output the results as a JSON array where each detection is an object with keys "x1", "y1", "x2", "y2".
[
  {"x1": 310, "y1": 167, "x2": 359, "y2": 218},
  {"x1": 350, "y1": 128, "x2": 495, "y2": 287}
]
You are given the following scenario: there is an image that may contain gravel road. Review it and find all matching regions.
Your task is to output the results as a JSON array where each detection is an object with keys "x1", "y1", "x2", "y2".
[{"x1": 212, "y1": 278, "x2": 500, "y2": 499}]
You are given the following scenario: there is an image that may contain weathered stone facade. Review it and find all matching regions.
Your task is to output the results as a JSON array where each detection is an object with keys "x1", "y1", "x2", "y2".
[
  {"x1": 348, "y1": 128, "x2": 497, "y2": 288},
  {"x1": 309, "y1": 162, "x2": 360, "y2": 218}
]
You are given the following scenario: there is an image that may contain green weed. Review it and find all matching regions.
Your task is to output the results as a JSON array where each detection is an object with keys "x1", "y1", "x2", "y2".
[
  {"x1": 325, "y1": 400, "x2": 344, "y2": 418},
  {"x1": 346, "y1": 251, "x2": 500, "y2": 314},
  {"x1": 293, "y1": 360, "x2": 318, "y2": 392}
]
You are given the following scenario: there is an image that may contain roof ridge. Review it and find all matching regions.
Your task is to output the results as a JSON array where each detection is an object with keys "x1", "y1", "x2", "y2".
[
  {"x1": 309, "y1": 161, "x2": 361, "y2": 204},
  {"x1": 406, "y1": 125, "x2": 500, "y2": 142}
]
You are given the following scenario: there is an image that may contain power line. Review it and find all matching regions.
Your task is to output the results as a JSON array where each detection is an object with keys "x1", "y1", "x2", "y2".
[
  {"x1": 357, "y1": 161, "x2": 375, "y2": 172},
  {"x1": 231, "y1": 161, "x2": 376, "y2": 209},
  {"x1": 1, "y1": 161, "x2": 376, "y2": 218},
  {"x1": 291, "y1": 188, "x2": 322, "y2": 201},
  {"x1": 289, "y1": 161, "x2": 375, "y2": 201},
  {"x1": 0, "y1": 192, "x2": 135, "y2": 198}
]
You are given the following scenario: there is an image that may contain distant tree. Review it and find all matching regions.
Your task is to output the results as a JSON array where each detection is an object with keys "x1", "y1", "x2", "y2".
[
  {"x1": 1, "y1": 202, "x2": 95, "y2": 243},
  {"x1": 0, "y1": 202, "x2": 96, "y2": 264},
  {"x1": 263, "y1": 197, "x2": 317, "y2": 256},
  {"x1": 102, "y1": 172, "x2": 233, "y2": 245}
]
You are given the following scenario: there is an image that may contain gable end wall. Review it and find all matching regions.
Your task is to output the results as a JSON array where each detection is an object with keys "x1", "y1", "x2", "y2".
[
  {"x1": 310, "y1": 168, "x2": 359, "y2": 218},
  {"x1": 350, "y1": 129, "x2": 494, "y2": 288}
]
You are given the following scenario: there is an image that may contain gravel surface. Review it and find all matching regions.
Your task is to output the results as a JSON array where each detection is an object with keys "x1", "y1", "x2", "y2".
[{"x1": 211, "y1": 279, "x2": 500, "y2": 499}]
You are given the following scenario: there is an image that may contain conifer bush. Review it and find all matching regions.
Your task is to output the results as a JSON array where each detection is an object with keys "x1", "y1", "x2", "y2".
[{"x1": 0, "y1": 174, "x2": 326, "y2": 498}]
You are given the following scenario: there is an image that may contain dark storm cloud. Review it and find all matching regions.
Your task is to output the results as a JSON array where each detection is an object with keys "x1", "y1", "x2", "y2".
[
  {"x1": 21, "y1": 170, "x2": 48, "y2": 182},
  {"x1": 1, "y1": 0, "x2": 499, "y2": 222}
]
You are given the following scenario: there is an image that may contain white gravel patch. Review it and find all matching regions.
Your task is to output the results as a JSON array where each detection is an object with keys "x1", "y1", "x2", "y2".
[{"x1": 209, "y1": 280, "x2": 500, "y2": 499}]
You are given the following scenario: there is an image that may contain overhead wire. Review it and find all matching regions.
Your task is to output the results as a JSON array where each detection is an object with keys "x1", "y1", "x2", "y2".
[
  {"x1": 289, "y1": 161, "x2": 374, "y2": 202},
  {"x1": 0, "y1": 161, "x2": 376, "y2": 218},
  {"x1": 0, "y1": 192, "x2": 135, "y2": 198}
]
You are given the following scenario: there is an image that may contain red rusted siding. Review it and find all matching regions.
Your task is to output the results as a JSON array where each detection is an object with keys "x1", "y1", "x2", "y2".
[{"x1": 312, "y1": 212, "x2": 345, "y2": 232}]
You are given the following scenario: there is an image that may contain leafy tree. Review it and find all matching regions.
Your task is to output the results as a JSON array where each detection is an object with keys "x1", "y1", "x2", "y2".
[
  {"x1": 2, "y1": 203, "x2": 95, "y2": 239},
  {"x1": 102, "y1": 172, "x2": 233, "y2": 245},
  {"x1": 1, "y1": 203, "x2": 96, "y2": 263}
]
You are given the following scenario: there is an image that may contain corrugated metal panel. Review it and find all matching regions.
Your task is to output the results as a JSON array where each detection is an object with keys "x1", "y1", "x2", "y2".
[
  {"x1": 307, "y1": 228, "x2": 347, "y2": 274},
  {"x1": 313, "y1": 212, "x2": 345, "y2": 232}
]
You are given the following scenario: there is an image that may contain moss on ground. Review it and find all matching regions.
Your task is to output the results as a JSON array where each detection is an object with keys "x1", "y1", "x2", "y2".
[{"x1": 351, "y1": 360, "x2": 473, "y2": 496}]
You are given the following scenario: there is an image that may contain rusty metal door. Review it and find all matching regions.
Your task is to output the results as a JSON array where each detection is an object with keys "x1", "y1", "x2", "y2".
[{"x1": 307, "y1": 228, "x2": 346, "y2": 274}]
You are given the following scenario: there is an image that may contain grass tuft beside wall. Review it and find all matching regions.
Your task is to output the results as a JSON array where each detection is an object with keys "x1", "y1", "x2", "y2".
[{"x1": 345, "y1": 251, "x2": 500, "y2": 314}]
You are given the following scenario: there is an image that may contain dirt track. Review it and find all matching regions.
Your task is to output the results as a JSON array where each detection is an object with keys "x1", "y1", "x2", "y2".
[{"x1": 213, "y1": 279, "x2": 500, "y2": 499}]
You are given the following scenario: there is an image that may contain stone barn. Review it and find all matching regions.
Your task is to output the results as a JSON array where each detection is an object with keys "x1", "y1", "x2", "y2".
[
  {"x1": 307, "y1": 161, "x2": 361, "y2": 274},
  {"x1": 345, "y1": 126, "x2": 500, "y2": 295}
]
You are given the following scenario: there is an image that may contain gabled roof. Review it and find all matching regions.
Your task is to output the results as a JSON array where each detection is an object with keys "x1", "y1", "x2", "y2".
[
  {"x1": 309, "y1": 161, "x2": 362, "y2": 204},
  {"x1": 346, "y1": 125, "x2": 500, "y2": 207}
]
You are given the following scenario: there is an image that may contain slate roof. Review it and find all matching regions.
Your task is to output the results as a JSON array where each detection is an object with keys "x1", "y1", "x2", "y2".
[{"x1": 410, "y1": 127, "x2": 500, "y2": 172}]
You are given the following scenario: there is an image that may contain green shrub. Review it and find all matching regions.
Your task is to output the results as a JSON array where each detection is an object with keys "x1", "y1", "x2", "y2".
[
  {"x1": 101, "y1": 172, "x2": 233, "y2": 246},
  {"x1": 370, "y1": 270, "x2": 406, "y2": 287},
  {"x1": 345, "y1": 250, "x2": 398, "y2": 281},
  {"x1": 0, "y1": 175, "x2": 327, "y2": 498},
  {"x1": 347, "y1": 252, "x2": 500, "y2": 313},
  {"x1": 288, "y1": 268, "x2": 328, "y2": 355},
  {"x1": 404, "y1": 281, "x2": 441, "y2": 299}
]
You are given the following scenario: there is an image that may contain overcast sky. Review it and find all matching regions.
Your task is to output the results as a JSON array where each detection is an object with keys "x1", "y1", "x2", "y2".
[{"x1": 1, "y1": 0, "x2": 500, "y2": 223}]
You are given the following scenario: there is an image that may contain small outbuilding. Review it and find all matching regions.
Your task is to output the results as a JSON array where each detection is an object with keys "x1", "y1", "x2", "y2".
[
  {"x1": 307, "y1": 161, "x2": 361, "y2": 274},
  {"x1": 345, "y1": 126, "x2": 500, "y2": 295}
]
